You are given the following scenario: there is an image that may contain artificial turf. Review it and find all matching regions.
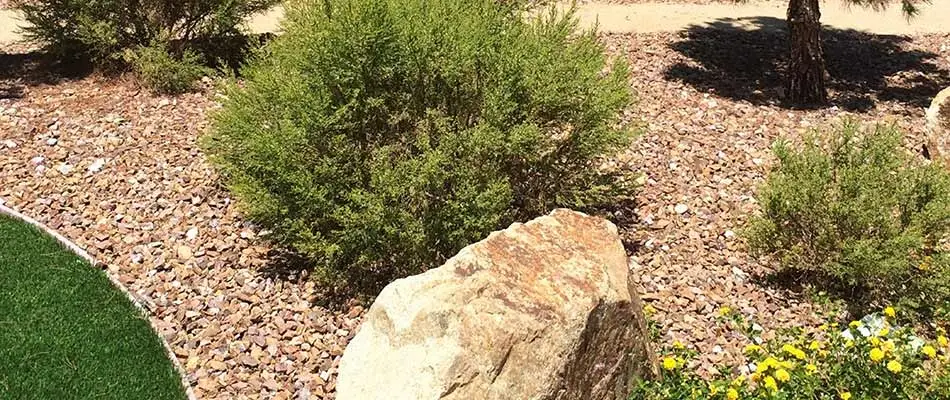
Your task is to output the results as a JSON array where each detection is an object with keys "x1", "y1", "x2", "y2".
[{"x1": 0, "y1": 214, "x2": 187, "y2": 400}]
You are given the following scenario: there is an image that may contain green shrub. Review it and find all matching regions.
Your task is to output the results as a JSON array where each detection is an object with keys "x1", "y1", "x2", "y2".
[
  {"x1": 204, "y1": 0, "x2": 635, "y2": 289},
  {"x1": 746, "y1": 122, "x2": 950, "y2": 315},
  {"x1": 126, "y1": 42, "x2": 208, "y2": 94},
  {"x1": 13, "y1": 0, "x2": 276, "y2": 90},
  {"x1": 632, "y1": 306, "x2": 950, "y2": 399}
]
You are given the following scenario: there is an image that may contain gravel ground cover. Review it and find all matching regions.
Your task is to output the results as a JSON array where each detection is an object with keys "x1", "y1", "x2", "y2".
[
  {"x1": 0, "y1": 29, "x2": 948, "y2": 397},
  {"x1": 609, "y1": 29, "x2": 950, "y2": 372}
]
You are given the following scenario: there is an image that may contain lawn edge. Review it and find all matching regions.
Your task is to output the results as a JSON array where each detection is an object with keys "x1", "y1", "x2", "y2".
[{"x1": 0, "y1": 198, "x2": 198, "y2": 400}]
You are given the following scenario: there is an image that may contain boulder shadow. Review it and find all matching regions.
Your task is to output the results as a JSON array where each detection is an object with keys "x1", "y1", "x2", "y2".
[{"x1": 663, "y1": 16, "x2": 950, "y2": 111}]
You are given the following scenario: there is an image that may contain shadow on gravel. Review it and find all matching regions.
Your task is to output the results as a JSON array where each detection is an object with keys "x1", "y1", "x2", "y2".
[
  {"x1": 664, "y1": 16, "x2": 950, "y2": 111},
  {"x1": 0, "y1": 32, "x2": 274, "y2": 99},
  {"x1": 752, "y1": 267, "x2": 875, "y2": 318},
  {"x1": 0, "y1": 51, "x2": 93, "y2": 99},
  {"x1": 258, "y1": 249, "x2": 373, "y2": 310}
]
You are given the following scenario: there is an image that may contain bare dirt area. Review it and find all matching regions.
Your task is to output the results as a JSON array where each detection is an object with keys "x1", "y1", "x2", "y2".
[
  {"x1": 1, "y1": 22, "x2": 949, "y2": 400},
  {"x1": 607, "y1": 29, "x2": 950, "y2": 372}
]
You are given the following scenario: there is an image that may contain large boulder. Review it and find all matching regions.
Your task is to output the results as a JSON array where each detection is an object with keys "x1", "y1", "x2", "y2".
[
  {"x1": 337, "y1": 209, "x2": 656, "y2": 400},
  {"x1": 926, "y1": 86, "x2": 950, "y2": 163}
]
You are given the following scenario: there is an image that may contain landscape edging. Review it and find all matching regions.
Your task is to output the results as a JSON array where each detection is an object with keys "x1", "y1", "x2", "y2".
[{"x1": 0, "y1": 199, "x2": 198, "y2": 400}]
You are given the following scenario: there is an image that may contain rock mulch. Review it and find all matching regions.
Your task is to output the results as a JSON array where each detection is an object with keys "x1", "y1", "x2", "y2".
[
  {"x1": 1, "y1": 29, "x2": 949, "y2": 397},
  {"x1": 0, "y1": 46, "x2": 362, "y2": 400},
  {"x1": 608, "y1": 31, "x2": 950, "y2": 373}
]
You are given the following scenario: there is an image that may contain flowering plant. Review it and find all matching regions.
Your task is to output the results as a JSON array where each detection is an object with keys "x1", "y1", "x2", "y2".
[{"x1": 631, "y1": 307, "x2": 950, "y2": 399}]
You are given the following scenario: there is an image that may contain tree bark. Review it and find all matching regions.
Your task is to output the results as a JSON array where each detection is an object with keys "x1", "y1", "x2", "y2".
[{"x1": 786, "y1": 0, "x2": 827, "y2": 105}]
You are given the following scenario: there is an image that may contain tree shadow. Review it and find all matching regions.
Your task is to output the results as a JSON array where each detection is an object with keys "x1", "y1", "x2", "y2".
[
  {"x1": 663, "y1": 16, "x2": 950, "y2": 111},
  {"x1": 0, "y1": 51, "x2": 94, "y2": 99}
]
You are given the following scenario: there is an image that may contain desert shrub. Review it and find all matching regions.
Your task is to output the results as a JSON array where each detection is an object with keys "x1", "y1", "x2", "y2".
[
  {"x1": 204, "y1": 0, "x2": 635, "y2": 289},
  {"x1": 126, "y1": 42, "x2": 208, "y2": 94},
  {"x1": 746, "y1": 122, "x2": 950, "y2": 315},
  {"x1": 13, "y1": 0, "x2": 276, "y2": 90},
  {"x1": 631, "y1": 306, "x2": 950, "y2": 399}
]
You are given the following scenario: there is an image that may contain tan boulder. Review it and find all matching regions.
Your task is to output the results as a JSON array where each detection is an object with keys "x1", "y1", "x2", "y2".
[
  {"x1": 337, "y1": 209, "x2": 656, "y2": 400},
  {"x1": 925, "y1": 86, "x2": 950, "y2": 164}
]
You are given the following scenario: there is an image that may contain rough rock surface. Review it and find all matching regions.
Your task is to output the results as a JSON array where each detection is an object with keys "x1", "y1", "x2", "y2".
[
  {"x1": 927, "y1": 87, "x2": 950, "y2": 164},
  {"x1": 337, "y1": 209, "x2": 655, "y2": 400}
]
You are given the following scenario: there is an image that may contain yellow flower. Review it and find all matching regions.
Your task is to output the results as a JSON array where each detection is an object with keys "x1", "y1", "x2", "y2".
[
  {"x1": 818, "y1": 323, "x2": 829, "y2": 331},
  {"x1": 939, "y1": 335, "x2": 949, "y2": 347},
  {"x1": 758, "y1": 357, "x2": 780, "y2": 371},
  {"x1": 850, "y1": 321, "x2": 863, "y2": 329},
  {"x1": 845, "y1": 340, "x2": 855, "y2": 348},
  {"x1": 731, "y1": 376, "x2": 745, "y2": 387},
  {"x1": 782, "y1": 344, "x2": 806, "y2": 360},
  {"x1": 719, "y1": 306, "x2": 732, "y2": 316},
  {"x1": 887, "y1": 360, "x2": 903, "y2": 373},
  {"x1": 774, "y1": 368, "x2": 790, "y2": 382},
  {"x1": 673, "y1": 340, "x2": 686, "y2": 350},
  {"x1": 884, "y1": 306, "x2": 896, "y2": 318},
  {"x1": 882, "y1": 340, "x2": 896, "y2": 352},
  {"x1": 710, "y1": 384, "x2": 720, "y2": 395},
  {"x1": 869, "y1": 337, "x2": 880, "y2": 347},
  {"x1": 805, "y1": 363, "x2": 817, "y2": 375},
  {"x1": 870, "y1": 348, "x2": 886, "y2": 363},
  {"x1": 662, "y1": 357, "x2": 677, "y2": 371},
  {"x1": 743, "y1": 344, "x2": 762, "y2": 354},
  {"x1": 644, "y1": 304, "x2": 657, "y2": 316},
  {"x1": 726, "y1": 388, "x2": 739, "y2": 400},
  {"x1": 923, "y1": 345, "x2": 937, "y2": 359},
  {"x1": 763, "y1": 376, "x2": 778, "y2": 392},
  {"x1": 808, "y1": 340, "x2": 821, "y2": 351},
  {"x1": 920, "y1": 256, "x2": 933, "y2": 271},
  {"x1": 840, "y1": 392, "x2": 852, "y2": 400},
  {"x1": 878, "y1": 327, "x2": 890, "y2": 337}
]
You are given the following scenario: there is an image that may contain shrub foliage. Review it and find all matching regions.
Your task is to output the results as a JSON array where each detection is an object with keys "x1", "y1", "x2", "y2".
[
  {"x1": 746, "y1": 122, "x2": 950, "y2": 314},
  {"x1": 126, "y1": 42, "x2": 208, "y2": 94},
  {"x1": 13, "y1": 0, "x2": 276, "y2": 92},
  {"x1": 205, "y1": 0, "x2": 635, "y2": 289}
]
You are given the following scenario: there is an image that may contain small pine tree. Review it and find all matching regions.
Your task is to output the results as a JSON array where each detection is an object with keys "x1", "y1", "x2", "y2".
[{"x1": 783, "y1": 0, "x2": 923, "y2": 105}]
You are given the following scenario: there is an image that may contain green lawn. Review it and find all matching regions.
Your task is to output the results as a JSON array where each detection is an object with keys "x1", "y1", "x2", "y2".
[{"x1": 0, "y1": 214, "x2": 187, "y2": 400}]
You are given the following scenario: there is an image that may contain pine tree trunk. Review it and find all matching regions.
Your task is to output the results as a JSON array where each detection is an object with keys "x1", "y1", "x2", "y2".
[{"x1": 786, "y1": 0, "x2": 827, "y2": 105}]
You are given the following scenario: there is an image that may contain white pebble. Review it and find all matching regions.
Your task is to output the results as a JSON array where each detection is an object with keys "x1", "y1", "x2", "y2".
[
  {"x1": 87, "y1": 158, "x2": 106, "y2": 173},
  {"x1": 55, "y1": 163, "x2": 73, "y2": 175}
]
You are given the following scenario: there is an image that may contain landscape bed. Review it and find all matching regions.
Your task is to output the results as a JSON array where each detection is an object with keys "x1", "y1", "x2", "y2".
[
  {"x1": 0, "y1": 213, "x2": 187, "y2": 399},
  {"x1": 0, "y1": 8, "x2": 948, "y2": 400}
]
